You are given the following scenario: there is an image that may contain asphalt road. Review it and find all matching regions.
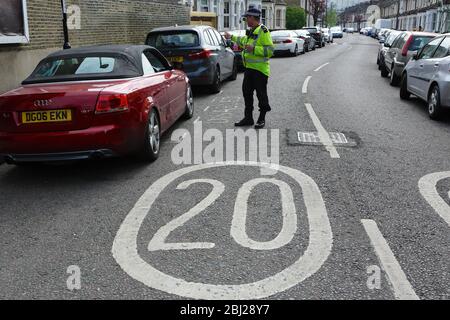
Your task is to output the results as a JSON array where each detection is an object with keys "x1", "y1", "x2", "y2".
[{"x1": 0, "y1": 33, "x2": 448, "y2": 300}]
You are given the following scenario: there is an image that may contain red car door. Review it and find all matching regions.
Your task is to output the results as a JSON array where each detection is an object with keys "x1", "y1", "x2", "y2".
[{"x1": 144, "y1": 50, "x2": 186, "y2": 125}]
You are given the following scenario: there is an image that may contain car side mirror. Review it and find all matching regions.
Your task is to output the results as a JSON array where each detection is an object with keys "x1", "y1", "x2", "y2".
[
  {"x1": 412, "y1": 52, "x2": 419, "y2": 60},
  {"x1": 379, "y1": 39, "x2": 385, "y2": 44},
  {"x1": 384, "y1": 42, "x2": 391, "y2": 48},
  {"x1": 225, "y1": 39, "x2": 233, "y2": 48}
]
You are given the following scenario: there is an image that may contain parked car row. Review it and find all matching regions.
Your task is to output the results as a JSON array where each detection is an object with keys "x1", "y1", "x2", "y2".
[{"x1": 376, "y1": 29, "x2": 450, "y2": 120}]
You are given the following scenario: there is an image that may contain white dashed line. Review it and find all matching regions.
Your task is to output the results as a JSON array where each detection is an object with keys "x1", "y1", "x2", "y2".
[
  {"x1": 302, "y1": 76, "x2": 312, "y2": 94},
  {"x1": 304, "y1": 103, "x2": 340, "y2": 158},
  {"x1": 194, "y1": 117, "x2": 200, "y2": 123},
  {"x1": 361, "y1": 219, "x2": 419, "y2": 300},
  {"x1": 204, "y1": 106, "x2": 210, "y2": 112},
  {"x1": 314, "y1": 62, "x2": 329, "y2": 72}
]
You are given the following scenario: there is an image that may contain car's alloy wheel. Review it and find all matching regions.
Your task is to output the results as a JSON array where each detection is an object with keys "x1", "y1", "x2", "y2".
[
  {"x1": 390, "y1": 66, "x2": 400, "y2": 86},
  {"x1": 399, "y1": 73, "x2": 410, "y2": 100},
  {"x1": 142, "y1": 109, "x2": 160, "y2": 161},
  {"x1": 428, "y1": 85, "x2": 442, "y2": 120},
  {"x1": 228, "y1": 60, "x2": 238, "y2": 81},
  {"x1": 183, "y1": 84, "x2": 194, "y2": 119},
  {"x1": 210, "y1": 67, "x2": 221, "y2": 93}
]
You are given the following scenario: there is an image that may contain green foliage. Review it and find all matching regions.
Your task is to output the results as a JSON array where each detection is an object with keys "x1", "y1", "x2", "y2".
[
  {"x1": 326, "y1": 8, "x2": 337, "y2": 27},
  {"x1": 286, "y1": 6, "x2": 306, "y2": 30}
]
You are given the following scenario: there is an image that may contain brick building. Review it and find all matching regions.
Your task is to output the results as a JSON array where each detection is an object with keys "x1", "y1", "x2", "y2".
[{"x1": 0, "y1": 0, "x2": 190, "y2": 94}]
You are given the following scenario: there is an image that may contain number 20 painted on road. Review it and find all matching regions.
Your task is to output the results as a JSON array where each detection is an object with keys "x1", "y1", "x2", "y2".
[
  {"x1": 148, "y1": 177, "x2": 297, "y2": 251},
  {"x1": 112, "y1": 162, "x2": 333, "y2": 300}
]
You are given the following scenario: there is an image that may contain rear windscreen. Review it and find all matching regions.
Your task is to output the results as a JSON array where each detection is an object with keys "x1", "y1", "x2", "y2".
[
  {"x1": 409, "y1": 36, "x2": 434, "y2": 51},
  {"x1": 147, "y1": 31, "x2": 199, "y2": 49},
  {"x1": 23, "y1": 55, "x2": 141, "y2": 84}
]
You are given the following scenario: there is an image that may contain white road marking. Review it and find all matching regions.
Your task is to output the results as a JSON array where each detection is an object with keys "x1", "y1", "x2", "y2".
[
  {"x1": 304, "y1": 103, "x2": 340, "y2": 159},
  {"x1": 314, "y1": 62, "x2": 330, "y2": 72},
  {"x1": 302, "y1": 76, "x2": 312, "y2": 94},
  {"x1": 361, "y1": 219, "x2": 419, "y2": 300},
  {"x1": 194, "y1": 117, "x2": 200, "y2": 123},
  {"x1": 419, "y1": 171, "x2": 450, "y2": 228},
  {"x1": 112, "y1": 162, "x2": 333, "y2": 300},
  {"x1": 204, "y1": 106, "x2": 210, "y2": 112}
]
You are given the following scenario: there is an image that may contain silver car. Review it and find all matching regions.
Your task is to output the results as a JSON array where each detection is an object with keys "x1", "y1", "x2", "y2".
[
  {"x1": 401, "y1": 34, "x2": 450, "y2": 119},
  {"x1": 271, "y1": 30, "x2": 305, "y2": 56}
]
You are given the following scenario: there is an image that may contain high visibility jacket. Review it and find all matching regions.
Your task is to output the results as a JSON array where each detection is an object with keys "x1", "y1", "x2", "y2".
[{"x1": 231, "y1": 24, "x2": 274, "y2": 77}]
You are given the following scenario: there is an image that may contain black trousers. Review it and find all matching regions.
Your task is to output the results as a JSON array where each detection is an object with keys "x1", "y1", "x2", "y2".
[{"x1": 242, "y1": 68, "x2": 271, "y2": 117}]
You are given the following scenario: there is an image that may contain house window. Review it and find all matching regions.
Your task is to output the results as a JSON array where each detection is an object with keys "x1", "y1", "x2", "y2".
[
  {"x1": 234, "y1": 2, "x2": 239, "y2": 29},
  {"x1": 212, "y1": 0, "x2": 218, "y2": 13},
  {"x1": 0, "y1": 0, "x2": 30, "y2": 44},
  {"x1": 224, "y1": 1, "x2": 230, "y2": 29},
  {"x1": 262, "y1": 8, "x2": 267, "y2": 26},
  {"x1": 276, "y1": 9, "x2": 281, "y2": 28},
  {"x1": 200, "y1": 0, "x2": 209, "y2": 12}
]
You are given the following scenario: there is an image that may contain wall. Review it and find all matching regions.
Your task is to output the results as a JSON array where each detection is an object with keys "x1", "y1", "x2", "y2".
[{"x1": 0, "y1": 0, "x2": 190, "y2": 94}]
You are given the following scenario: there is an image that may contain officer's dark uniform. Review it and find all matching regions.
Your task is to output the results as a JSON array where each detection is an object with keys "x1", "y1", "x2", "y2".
[{"x1": 231, "y1": 8, "x2": 274, "y2": 129}]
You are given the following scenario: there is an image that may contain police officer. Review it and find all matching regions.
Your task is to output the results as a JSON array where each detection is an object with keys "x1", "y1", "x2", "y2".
[{"x1": 225, "y1": 8, "x2": 274, "y2": 129}]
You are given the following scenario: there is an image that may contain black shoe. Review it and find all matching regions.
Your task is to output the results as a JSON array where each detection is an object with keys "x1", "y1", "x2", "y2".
[
  {"x1": 234, "y1": 118, "x2": 254, "y2": 126},
  {"x1": 254, "y1": 120, "x2": 265, "y2": 129}
]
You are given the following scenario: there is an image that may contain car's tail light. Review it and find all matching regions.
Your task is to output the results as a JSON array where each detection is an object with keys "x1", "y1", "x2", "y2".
[
  {"x1": 188, "y1": 49, "x2": 212, "y2": 60},
  {"x1": 95, "y1": 94, "x2": 129, "y2": 114},
  {"x1": 298, "y1": 36, "x2": 306, "y2": 40},
  {"x1": 283, "y1": 39, "x2": 293, "y2": 43},
  {"x1": 402, "y1": 35, "x2": 413, "y2": 56}
]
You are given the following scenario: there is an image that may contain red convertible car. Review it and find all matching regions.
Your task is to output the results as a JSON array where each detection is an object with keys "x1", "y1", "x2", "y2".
[{"x1": 0, "y1": 45, "x2": 194, "y2": 164}]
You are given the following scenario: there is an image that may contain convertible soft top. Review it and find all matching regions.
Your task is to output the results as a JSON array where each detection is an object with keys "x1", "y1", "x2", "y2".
[{"x1": 22, "y1": 45, "x2": 155, "y2": 85}]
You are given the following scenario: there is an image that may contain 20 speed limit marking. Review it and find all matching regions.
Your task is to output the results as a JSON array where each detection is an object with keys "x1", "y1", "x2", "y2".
[{"x1": 112, "y1": 162, "x2": 333, "y2": 300}]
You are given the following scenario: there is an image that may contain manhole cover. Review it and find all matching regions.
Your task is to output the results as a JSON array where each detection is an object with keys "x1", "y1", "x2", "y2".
[{"x1": 287, "y1": 129, "x2": 359, "y2": 147}]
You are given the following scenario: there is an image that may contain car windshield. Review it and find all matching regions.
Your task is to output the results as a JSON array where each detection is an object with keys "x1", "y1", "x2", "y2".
[
  {"x1": 409, "y1": 36, "x2": 434, "y2": 51},
  {"x1": 330, "y1": 27, "x2": 341, "y2": 31},
  {"x1": 147, "y1": 31, "x2": 199, "y2": 48}
]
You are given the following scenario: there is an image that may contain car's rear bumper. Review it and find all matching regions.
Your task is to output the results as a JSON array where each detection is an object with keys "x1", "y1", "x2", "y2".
[
  {"x1": 185, "y1": 65, "x2": 214, "y2": 86},
  {"x1": 2, "y1": 149, "x2": 116, "y2": 163},
  {"x1": 0, "y1": 124, "x2": 142, "y2": 160}
]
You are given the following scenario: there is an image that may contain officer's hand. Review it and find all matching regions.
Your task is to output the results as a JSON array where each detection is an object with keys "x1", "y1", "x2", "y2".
[
  {"x1": 224, "y1": 32, "x2": 231, "y2": 39},
  {"x1": 245, "y1": 44, "x2": 254, "y2": 52}
]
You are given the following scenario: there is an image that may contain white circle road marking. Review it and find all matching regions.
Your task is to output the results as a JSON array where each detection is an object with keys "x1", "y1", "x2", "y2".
[
  {"x1": 419, "y1": 171, "x2": 450, "y2": 228},
  {"x1": 112, "y1": 162, "x2": 333, "y2": 300},
  {"x1": 302, "y1": 76, "x2": 312, "y2": 94}
]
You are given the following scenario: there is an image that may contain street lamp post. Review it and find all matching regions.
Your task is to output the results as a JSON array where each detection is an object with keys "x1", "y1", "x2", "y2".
[{"x1": 61, "y1": 0, "x2": 71, "y2": 49}]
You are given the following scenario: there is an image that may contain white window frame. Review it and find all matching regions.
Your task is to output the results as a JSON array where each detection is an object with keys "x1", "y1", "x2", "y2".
[
  {"x1": 223, "y1": 0, "x2": 230, "y2": 29},
  {"x1": 200, "y1": 0, "x2": 209, "y2": 12},
  {"x1": 0, "y1": 0, "x2": 30, "y2": 44}
]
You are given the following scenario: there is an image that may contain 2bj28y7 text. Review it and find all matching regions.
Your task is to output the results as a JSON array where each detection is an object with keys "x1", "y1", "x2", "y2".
[{"x1": 180, "y1": 304, "x2": 270, "y2": 317}]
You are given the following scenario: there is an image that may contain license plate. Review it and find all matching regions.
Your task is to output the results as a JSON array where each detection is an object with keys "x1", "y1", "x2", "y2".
[
  {"x1": 21, "y1": 109, "x2": 72, "y2": 124},
  {"x1": 168, "y1": 56, "x2": 183, "y2": 63}
]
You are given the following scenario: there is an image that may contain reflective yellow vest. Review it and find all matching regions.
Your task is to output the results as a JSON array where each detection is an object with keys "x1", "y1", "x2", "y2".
[{"x1": 231, "y1": 24, "x2": 274, "y2": 77}]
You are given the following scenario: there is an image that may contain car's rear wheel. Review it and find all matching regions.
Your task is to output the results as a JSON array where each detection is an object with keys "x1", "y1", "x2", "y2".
[
  {"x1": 183, "y1": 84, "x2": 194, "y2": 119},
  {"x1": 428, "y1": 85, "x2": 442, "y2": 120},
  {"x1": 228, "y1": 60, "x2": 238, "y2": 81},
  {"x1": 142, "y1": 108, "x2": 160, "y2": 162},
  {"x1": 380, "y1": 63, "x2": 389, "y2": 77},
  {"x1": 210, "y1": 66, "x2": 221, "y2": 93},
  {"x1": 292, "y1": 45, "x2": 298, "y2": 56},
  {"x1": 400, "y1": 73, "x2": 410, "y2": 100},
  {"x1": 390, "y1": 65, "x2": 400, "y2": 86}
]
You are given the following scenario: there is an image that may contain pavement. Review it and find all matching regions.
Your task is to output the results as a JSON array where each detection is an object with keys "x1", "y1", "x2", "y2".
[{"x1": 0, "y1": 34, "x2": 448, "y2": 300}]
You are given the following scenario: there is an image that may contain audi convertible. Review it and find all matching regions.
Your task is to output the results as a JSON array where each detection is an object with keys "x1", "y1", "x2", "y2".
[{"x1": 0, "y1": 45, "x2": 194, "y2": 164}]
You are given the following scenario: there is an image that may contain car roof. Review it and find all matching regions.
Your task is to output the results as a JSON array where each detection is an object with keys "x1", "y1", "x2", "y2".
[
  {"x1": 149, "y1": 25, "x2": 211, "y2": 33},
  {"x1": 403, "y1": 31, "x2": 437, "y2": 37}
]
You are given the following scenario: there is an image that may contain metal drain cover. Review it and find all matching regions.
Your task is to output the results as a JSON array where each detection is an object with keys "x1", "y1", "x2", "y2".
[{"x1": 287, "y1": 129, "x2": 358, "y2": 147}]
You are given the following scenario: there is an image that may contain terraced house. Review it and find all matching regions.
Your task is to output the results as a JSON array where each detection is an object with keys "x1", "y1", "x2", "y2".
[
  {"x1": 379, "y1": 0, "x2": 450, "y2": 32},
  {"x1": 0, "y1": 0, "x2": 191, "y2": 94},
  {"x1": 190, "y1": 0, "x2": 286, "y2": 30}
]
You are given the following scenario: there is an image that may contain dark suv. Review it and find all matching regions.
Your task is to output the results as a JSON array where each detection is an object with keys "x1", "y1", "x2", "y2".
[
  {"x1": 146, "y1": 25, "x2": 237, "y2": 93},
  {"x1": 302, "y1": 27, "x2": 325, "y2": 48}
]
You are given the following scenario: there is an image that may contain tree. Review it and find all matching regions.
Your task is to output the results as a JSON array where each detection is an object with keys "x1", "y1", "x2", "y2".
[
  {"x1": 286, "y1": 6, "x2": 306, "y2": 30},
  {"x1": 325, "y1": 8, "x2": 337, "y2": 27},
  {"x1": 310, "y1": 0, "x2": 326, "y2": 26}
]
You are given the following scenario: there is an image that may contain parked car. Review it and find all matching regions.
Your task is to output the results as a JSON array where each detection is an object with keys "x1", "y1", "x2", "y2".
[
  {"x1": 322, "y1": 28, "x2": 333, "y2": 43},
  {"x1": 400, "y1": 34, "x2": 450, "y2": 119},
  {"x1": 294, "y1": 29, "x2": 316, "y2": 52},
  {"x1": 146, "y1": 25, "x2": 237, "y2": 93},
  {"x1": 382, "y1": 31, "x2": 436, "y2": 86},
  {"x1": 303, "y1": 27, "x2": 325, "y2": 47},
  {"x1": 377, "y1": 30, "x2": 401, "y2": 70},
  {"x1": 222, "y1": 30, "x2": 246, "y2": 71},
  {"x1": 0, "y1": 45, "x2": 194, "y2": 164},
  {"x1": 331, "y1": 26, "x2": 343, "y2": 38},
  {"x1": 346, "y1": 27, "x2": 355, "y2": 34},
  {"x1": 271, "y1": 30, "x2": 305, "y2": 56}
]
